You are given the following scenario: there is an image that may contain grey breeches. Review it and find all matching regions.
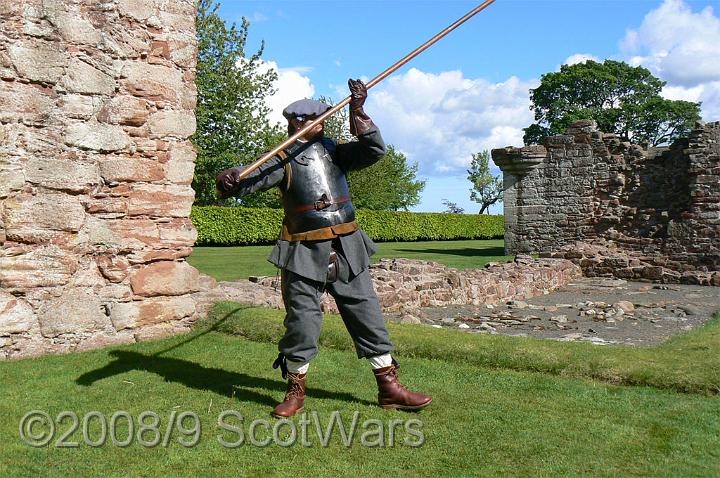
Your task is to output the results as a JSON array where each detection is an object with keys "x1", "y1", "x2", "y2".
[{"x1": 278, "y1": 250, "x2": 394, "y2": 363}]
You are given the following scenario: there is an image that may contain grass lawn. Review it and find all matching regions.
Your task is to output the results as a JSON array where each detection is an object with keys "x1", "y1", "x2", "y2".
[
  {"x1": 187, "y1": 239, "x2": 509, "y2": 282},
  {"x1": 1, "y1": 308, "x2": 718, "y2": 477},
  {"x1": 207, "y1": 304, "x2": 720, "y2": 396},
  {"x1": 4, "y1": 241, "x2": 718, "y2": 476}
]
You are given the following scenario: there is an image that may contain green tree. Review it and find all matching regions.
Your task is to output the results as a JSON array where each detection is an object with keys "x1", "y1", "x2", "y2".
[
  {"x1": 319, "y1": 98, "x2": 425, "y2": 211},
  {"x1": 348, "y1": 145, "x2": 425, "y2": 211},
  {"x1": 317, "y1": 96, "x2": 354, "y2": 144},
  {"x1": 193, "y1": 0, "x2": 284, "y2": 206},
  {"x1": 441, "y1": 199, "x2": 465, "y2": 214},
  {"x1": 467, "y1": 150, "x2": 503, "y2": 214},
  {"x1": 523, "y1": 59, "x2": 701, "y2": 146}
]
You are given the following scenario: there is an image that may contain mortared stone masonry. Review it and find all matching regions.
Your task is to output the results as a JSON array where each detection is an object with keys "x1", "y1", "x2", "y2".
[
  {"x1": 0, "y1": 0, "x2": 201, "y2": 358},
  {"x1": 494, "y1": 120, "x2": 719, "y2": 286}
]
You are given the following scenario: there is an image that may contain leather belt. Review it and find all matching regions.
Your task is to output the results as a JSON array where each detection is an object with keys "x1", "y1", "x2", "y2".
[
  {"x1": 291, "y1": 196, "x2": 351, "y2": 214},
  {"x1": 279, "y1": 220, "x2": 359, "y2": 242}
]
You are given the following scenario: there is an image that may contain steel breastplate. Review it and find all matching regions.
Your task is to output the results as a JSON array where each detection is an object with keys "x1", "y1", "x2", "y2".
[{"x1": 281, "y1": 139, "x2": 356, "y2": 234}]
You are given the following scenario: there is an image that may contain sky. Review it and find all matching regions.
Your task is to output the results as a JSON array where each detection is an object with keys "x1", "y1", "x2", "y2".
[{"x1": 214, "y1": 0, "x2": 720, "y2": 214}]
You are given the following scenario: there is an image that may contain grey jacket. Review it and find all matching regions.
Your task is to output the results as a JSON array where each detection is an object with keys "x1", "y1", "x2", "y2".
[{"x1": 231, "y1": 127, "x2": 386, "y2": 282}]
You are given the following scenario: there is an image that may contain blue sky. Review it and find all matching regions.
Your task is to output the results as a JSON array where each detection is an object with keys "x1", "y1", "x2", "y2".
[{"x1": 215, "y1": 0, "x2": 720, "y2": 213}]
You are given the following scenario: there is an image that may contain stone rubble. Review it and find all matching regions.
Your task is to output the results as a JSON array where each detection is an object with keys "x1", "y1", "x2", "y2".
[
  {"x1": 189, "y1": 256, "x2": 583, "y2": 319},
  {"x1": 387, "y1": 277, "x2": 719, "y2": 347},
  {"x1": 188, "y1": 260, "x2": 719, "y2": 348}
]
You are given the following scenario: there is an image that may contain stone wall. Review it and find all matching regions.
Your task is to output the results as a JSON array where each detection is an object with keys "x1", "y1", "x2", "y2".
[
  {"x1": 494, "y1": 120, "x2": 720, "y2": 284},
  {"x1": 0, "y1": 0, "x2": 201, "y2": 358},
  {"x1": 193, "y1": 257, "x2": 583, "y2": 315}
]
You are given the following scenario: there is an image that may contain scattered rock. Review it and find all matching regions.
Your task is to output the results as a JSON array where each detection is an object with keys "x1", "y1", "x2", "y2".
[
  {"x1": 400, "y1": 314, "x2": 422, "y2": 325},
  {"x1": 559, "y1": 332, "x2": 583, "y2": 341},
  {"x1": 587, "y1": 337, "x2": 609, "y2": 345},
  {"x1": 678, "y1": 305, "x2": 701, "y2": 316},
  {"x1": 506, "y1": 300, "x2": 528, "y2": 309},
  {"x1": 478, "y1": 323, "x2": 496, "y2": 333}
]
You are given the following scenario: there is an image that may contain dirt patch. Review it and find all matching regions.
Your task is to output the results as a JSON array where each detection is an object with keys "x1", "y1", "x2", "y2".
[{"x1": 387, "y1": 277, "x2": 720, "y2": 346}]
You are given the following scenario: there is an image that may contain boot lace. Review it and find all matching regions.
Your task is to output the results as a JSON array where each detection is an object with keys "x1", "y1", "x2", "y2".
[
  {"x1": 286, "y1": 377, "x2": 304, "y2": 399},
  {"x1": 385, "y1": 366, "x2": 408, "y2": 391}
]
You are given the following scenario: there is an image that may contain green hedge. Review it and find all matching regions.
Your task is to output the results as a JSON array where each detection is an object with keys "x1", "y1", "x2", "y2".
[
  {"x1": 191, "y1": 206, "x2": 504, "y2": 245},
  {"x1": 356, "y1": 209, "x2": 503, "y2": 241}
]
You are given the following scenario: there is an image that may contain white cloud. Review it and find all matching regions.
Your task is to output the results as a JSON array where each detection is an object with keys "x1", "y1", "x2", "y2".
[
  {"x1": 339, "y1": 1, "x2": 719, "y2": 210},
  {"x1": 660, "y1": 82, "x2": 720, "y2": 121},
  {"x1": 366, "y1": 68, "x2": 537, "y2": 175},
  {"x1": 256, "y1": 61, "x2": 316, "y2": 127},
  {"x1": 278, "y1": 65, "x2": 312, "y2": 75},
  {"x1": 619, "y1": 0, "x2": 720, "y2": 121},
  {"x1": 620, "y1": 0, "x2": 720, "y2": 87},
  {"x1": 661, "y1": 84, "x2": 704, "y2": 102}
]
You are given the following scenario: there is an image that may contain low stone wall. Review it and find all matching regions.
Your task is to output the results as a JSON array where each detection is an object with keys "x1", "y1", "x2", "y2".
[{"x1": 193, "y1": 257, "x2": 582, "y2": 316}]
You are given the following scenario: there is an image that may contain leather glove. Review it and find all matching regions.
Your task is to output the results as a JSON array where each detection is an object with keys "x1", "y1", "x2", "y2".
[
  {"x1": 348, "y1": 78, "x2": 367, "y2": 111},
  {"x1": 216, "y1": 166, "x2": 245, "y2": 199},
  {"x1": 348, "y1": 78, "x2": 376, "y2": 136}
]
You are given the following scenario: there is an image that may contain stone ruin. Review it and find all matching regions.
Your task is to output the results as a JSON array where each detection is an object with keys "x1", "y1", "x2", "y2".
[
  {"x1": 2, "y1": 1, "x2": 717, "y2": 360},
  {"x1": 493, "y1": 120, "x2": 720, "y2": 286},
  {"x1": 0, "y1": 0, "x2": 203, "y2": 358}
]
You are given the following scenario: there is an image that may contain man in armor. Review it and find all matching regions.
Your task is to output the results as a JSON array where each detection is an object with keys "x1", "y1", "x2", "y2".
[{"x1": 216, "y1": 79, "x2": 432, "y2": 417}]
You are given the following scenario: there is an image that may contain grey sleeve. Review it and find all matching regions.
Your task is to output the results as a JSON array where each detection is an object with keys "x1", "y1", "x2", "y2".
[
  {"x1": 232, "y1": 155, "x2": 286, "y2": 197},
  {"x1": 334, "y1": 127, "x2": 387, "y2": 172}
]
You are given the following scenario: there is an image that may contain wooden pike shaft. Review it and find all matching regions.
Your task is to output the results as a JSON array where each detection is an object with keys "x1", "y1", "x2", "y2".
[{"x1": 234, "y1": 0, "x2": 497, "y2": 181}]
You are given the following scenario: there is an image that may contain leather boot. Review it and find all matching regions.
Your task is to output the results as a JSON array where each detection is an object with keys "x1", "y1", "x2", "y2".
[
  {"x1": 272, "y1": 372, "x2": 306, "y2": 418},
  {"x1": 373, "y1": 365, "x2": 432, "y2": 410}
]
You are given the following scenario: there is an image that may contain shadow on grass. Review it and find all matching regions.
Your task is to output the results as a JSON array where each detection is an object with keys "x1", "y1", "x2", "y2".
[
  {"x1": 208, "y1": 303, "x2": 720, "y2": 396},
  {"x1": 394, "y1": 246, "x2": 506, "y2": 258},
  {"x1": 75, "y1": 306, "x2": 373, "y2": 408}
]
